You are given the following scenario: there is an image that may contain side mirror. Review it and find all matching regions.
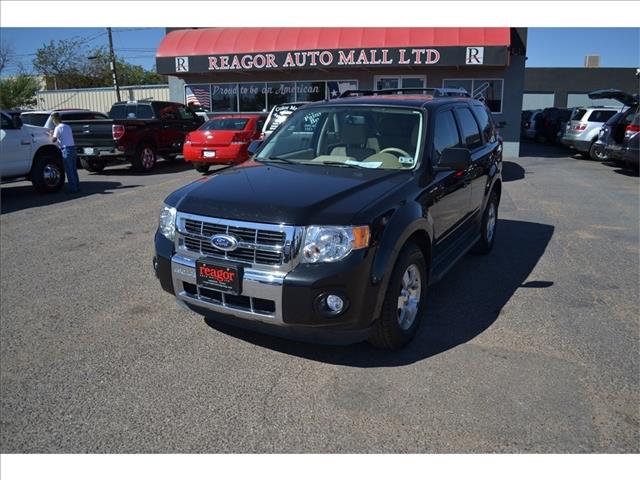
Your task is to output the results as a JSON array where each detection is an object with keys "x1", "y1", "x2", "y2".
[
  {"x1": 436, "y1": 147, "x2": 471, "y2": 171},
  {"x1": 247, "y1": 140, "x2": 263, "y2": 156},
  {"x1": 13, "y1": 116, "x2": 23, "y2": 129}
]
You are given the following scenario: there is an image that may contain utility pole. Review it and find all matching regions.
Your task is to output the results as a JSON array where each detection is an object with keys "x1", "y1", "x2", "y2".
[{"x1": 107, "y1": 27, "x2": 121, "y2": 102}]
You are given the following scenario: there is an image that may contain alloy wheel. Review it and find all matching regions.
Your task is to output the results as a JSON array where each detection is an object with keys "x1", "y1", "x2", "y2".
[{"x1": 397, "y1": 264, "x2": 421, "y2": 330}]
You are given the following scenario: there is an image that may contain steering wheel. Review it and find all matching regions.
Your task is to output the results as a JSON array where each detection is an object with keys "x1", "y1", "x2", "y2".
[{"x1": 378, "y1": 147, "x2": 411, "y2": 158}]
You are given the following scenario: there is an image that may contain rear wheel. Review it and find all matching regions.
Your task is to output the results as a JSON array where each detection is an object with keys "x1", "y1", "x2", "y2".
[
  {"x1": 31, "y1": 153, "x2": 65, "y2": 193},
  {"x1": 471, "y1": 191, "x2": 498, "y2": 255},
  {"x1": 80, "y1": 156, "x2": 107, "y2": 172},
  {"x1": 368, "y1": 243, "x2": 427, "y2": 350},
  {"x1": 194, "y1": 162, "x2": 210, "y2": 173},
  {"x1": 131, "y1": 143, "x2": 157, "y2": 172}
]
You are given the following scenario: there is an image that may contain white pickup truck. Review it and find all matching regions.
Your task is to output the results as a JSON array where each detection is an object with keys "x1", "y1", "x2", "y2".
[{"x1": 0, "y1": 111, "x2": 66, "y2": 193}]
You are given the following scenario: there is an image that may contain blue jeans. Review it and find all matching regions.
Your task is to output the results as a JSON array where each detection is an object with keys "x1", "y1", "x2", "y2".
[{"x1": 61, "y1": 146, "x2": 80, "y2": 192}]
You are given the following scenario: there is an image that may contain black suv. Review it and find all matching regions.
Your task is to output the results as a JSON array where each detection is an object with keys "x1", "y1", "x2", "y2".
[{"x1": 153, "y1": 88, "x2": 503, "y2": 349}]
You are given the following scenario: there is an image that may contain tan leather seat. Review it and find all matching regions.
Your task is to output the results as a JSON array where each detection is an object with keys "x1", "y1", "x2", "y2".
[{"x1": 330, "y1": 123, "x2": 376, "y2": 160}]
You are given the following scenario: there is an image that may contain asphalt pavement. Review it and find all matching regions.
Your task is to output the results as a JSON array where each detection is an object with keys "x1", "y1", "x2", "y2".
[{"x1": 1, "y1": 147, "x2": 638, "y2": 453}]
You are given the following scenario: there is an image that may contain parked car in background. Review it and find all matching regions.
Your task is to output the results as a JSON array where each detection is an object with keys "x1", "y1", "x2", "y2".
[
  {"x1": 561, "y1": 106, "x2": 621, "y2": 160},
  {"x1": 67, "y1": 101, "x2": 204, "y2": 173},
  {"x1": 593, "y1": 109, "x2": 627, "y2": 162},
  {"x1": 1, "y1": 110, "x2": 66, "y2": 193},
  {"x1": 589, "y1": 89, "x2": 640, "y2": 170},
  {"x1": 521, "y1": 109, "x2": 542, "y2": 140},
  {"x1": 534, "y1": 107, "x2": 572, "y2": 144},
  {"x1": 183, "y1": 114, "x2": 267, "y2": 173},
  {"x1": 260, "y1": 102, "x2": 309, "y2": 139},
  {"x1": 21, "y1": 109, "x2": 109, "y2": 130}
]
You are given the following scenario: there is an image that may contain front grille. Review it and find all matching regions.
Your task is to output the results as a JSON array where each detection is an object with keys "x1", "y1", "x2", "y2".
[
  {"x1": 180, "y1": 217, "x2": 287, "y2": 266},
  {"x1": 183, "y1": 282, "x2": 276, "y2": 315}
]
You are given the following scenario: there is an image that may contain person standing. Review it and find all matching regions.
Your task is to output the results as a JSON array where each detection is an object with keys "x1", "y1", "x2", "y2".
[{"x1": 49, "y1": 112, "x2": 80, "y2": 193}]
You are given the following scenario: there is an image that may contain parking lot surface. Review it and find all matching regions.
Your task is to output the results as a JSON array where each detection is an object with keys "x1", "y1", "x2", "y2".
[{"x1": 1, "y1": 146, "x2": 638, "y2": 453}]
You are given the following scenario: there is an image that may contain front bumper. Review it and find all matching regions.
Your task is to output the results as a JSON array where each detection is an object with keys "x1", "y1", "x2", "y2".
[{"x1": 154, "y1": 231, "x2": 379, "y2": 344}]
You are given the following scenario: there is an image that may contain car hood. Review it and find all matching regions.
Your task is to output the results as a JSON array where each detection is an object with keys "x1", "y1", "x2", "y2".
[{"x1": 172, "y1": 160, "x2": 411, "y2": 225}]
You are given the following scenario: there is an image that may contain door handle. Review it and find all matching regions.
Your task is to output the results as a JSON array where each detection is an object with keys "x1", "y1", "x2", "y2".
[{"x1": 21, "y1": 139, "x2": 31, "y2": 145}]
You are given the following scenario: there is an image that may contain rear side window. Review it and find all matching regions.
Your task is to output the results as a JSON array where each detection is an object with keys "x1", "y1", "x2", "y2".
[
  {"x1": 433, "y1": 110, "x2": 461, "y2": 161},
  {"x1": 571, "y1": 108, "x2": 587, "y2": 121},
  {"x1": 202, "y1": 118, "x2": 249, "y2": 130},
  {"x1": 137, "y1": 105, "x2": 154, "y2": 119},
  {"x1": 456, "y1": 107, "x2": 482, "y2": 149},
  {"x1": 158, "y1": 105, "x2": 178, "y2": 121},
  {"x1": 109, "y1": 105, "x2": 126, "y2": 119},
  {"x1": 587, "y1": 110, "x2": 617, "y2": 123},
  {"x1": 472, "y1": 105, "x2": 495, "y2": 143}
]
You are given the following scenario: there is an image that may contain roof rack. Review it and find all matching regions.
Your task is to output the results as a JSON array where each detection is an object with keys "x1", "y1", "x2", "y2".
[{"x1": 339, "y1": 87, "x2": 471, "y2": 98}]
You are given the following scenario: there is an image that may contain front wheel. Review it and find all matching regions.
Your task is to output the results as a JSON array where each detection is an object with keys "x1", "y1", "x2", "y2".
[
  {"x1": 471, "y1": 191, "x2": 498, "y2": 255},
  {"x1": 368, "y1": 243, "x2": 427, "y2": 350},
  {"x1": 589, "y1": 141, "x2": 607, "y2": 161},
  {"x1": 31, "y1": 153, "x2": 65, "y2": 193},
  {"x1": 131, "y1": 143, "x2": 157, "y2": 172}
]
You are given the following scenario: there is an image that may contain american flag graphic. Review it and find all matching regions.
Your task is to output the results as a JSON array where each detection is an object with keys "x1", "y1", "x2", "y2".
[{"x1": 185, "y1": 85, "x2": 211, "y2": 110}]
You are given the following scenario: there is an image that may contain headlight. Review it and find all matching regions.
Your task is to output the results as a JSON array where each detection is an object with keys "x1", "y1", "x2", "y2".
[
  {"x1": 302, "y1": 225, "x2": 370, "y2": 263},
  {"x1": 159, "y1": 204, "x2": 177, "y2": 240}
]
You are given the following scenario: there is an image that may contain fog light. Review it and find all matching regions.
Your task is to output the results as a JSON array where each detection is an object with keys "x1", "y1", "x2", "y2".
[{"x1": 326, "y1": 294, "x2": 344, "y2": 313}]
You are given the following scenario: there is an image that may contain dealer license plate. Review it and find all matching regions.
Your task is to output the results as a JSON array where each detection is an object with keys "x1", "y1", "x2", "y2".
[
  {"x1": 203, "y1": 151, "x2": 216, "y2": 158},
  {"x1": 195, "y1": 259, "x2": 242, "y2": 294},
  {"x1": 84, "y1": 147, "x2": 94, "y2": 155}
]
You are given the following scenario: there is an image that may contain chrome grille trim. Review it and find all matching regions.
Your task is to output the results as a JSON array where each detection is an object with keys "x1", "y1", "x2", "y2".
[{"x1": 175, "y1": 211, "x2": 304, "y2": 272}]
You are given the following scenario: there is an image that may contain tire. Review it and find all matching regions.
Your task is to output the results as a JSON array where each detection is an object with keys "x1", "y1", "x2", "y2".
[
  {"x1": 194, "y1": 162, "x2": 210, "y2": 173},
  {"x1": 367, "y1": 243, "x2": 427, "y2": 350},
  {"x1": 131, "y1": 143, "x2": 157, "y2": 172},
  {"x1": 31, "y1": 153, "x2": 65, "y2": 193},
  {"x1": 80, "y1": 156, "x2": 107, "y2": 172},
  {"x1": 589, "y1": 141, "x2": 607, "y2": 161},
  {"x1": 471, "y1": 191, "x2": 498, "y2": 255}
]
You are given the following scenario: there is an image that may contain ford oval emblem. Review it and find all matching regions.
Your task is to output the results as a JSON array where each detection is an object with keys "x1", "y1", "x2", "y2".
[{"x1": 210, "y1": 234, "x2": 238, "y2": 252}]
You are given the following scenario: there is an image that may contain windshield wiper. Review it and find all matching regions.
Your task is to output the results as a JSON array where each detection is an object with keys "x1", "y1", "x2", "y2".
[
  {"x1": 318, "y1": 161, "x2": 364, "y2": 169},
  {"x1": 259, "y1": 156, "x2": 295, "y2": 164}
]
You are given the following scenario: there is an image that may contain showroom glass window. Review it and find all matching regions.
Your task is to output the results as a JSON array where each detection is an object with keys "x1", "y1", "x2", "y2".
[
  {"x1": 432, "y1": 110, "x2": 461, "y2": 163},
  {"x1": 456, "y1": 107, "x2": 483, "y2": 149},
  {"x1": 295, "y1": 81, "x2": 326, "y2": 102},
  {"x1": 443, "y1": 79, "x2": 504, "y2": 113},
  {"x1": 211, "y1": 84, "x2": 238, "y2": 112},
  {"x1": 266, "y1": 82, "x2": 296, "y2": 109},
  {"x1": 239, "y1": 83, "x2": 267, "y2": 112}
]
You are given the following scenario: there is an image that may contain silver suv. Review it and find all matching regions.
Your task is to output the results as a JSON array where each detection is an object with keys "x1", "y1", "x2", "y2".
[{"x1": 561, "y1": 106, "x2": 622, "y2": 160}]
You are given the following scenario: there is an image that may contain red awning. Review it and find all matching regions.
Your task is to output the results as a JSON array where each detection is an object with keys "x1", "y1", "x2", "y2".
[{"x1": 156, "y1": 27, "x2": 511, "y2": 57}]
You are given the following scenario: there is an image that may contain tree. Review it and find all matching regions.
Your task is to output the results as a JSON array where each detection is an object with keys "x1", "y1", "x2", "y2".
[
  {"x1": 0, "y1": 74, "x2": 39, "y2": 109},
  {"x1": 33, "y1": 40, "x2": 166, "y2": 89},
  {"x1": 0, "y1": 42, "x2": 13, "y2": 75}
]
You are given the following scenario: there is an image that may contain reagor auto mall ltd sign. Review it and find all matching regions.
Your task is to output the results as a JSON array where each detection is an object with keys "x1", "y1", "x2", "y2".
[{"x1": 158, "y1": 46, "x2": 508, "y2": 74}]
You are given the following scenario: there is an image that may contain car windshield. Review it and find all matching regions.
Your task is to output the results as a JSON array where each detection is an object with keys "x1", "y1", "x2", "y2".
[
  {"x1": 20, "y1": 113, "x2": 50, "y2": 127},
  {"x1": 255, "y1": 105, "x2": 424, "y2": 170},
  {"x1": 201, "y1": 118, "x2": 249, "y2": 130}
]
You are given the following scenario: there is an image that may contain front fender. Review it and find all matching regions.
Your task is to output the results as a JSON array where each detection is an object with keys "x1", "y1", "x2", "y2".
[{"x1": 370, "y1": 201, "x2": 433, "y2": 319}]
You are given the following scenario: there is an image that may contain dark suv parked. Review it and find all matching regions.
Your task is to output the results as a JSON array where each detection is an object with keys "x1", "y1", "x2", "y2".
[{"x1": 153, "y1": 88, "x2": 503, "y2": 349}]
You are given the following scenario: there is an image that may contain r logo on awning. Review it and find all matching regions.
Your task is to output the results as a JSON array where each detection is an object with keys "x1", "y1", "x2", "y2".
[
  {"x1": 175, "y1": 57, "x2": 189, "y2": 72},
  {"x1": 465, "y1": 47, "x2": 484, "y2": 65}
]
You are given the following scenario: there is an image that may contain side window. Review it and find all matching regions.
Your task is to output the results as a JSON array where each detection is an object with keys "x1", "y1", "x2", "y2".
[
  {"x1": 137, "y1": 105, "x2": 154, "y2": 119},
  {"x1": 456, "y1": 107, "x2": 482, "y2": 149},
  {"x1": 1, "y1": 113, "x2": 13, "y2": 129},
  {"x1": 177, "y1": 106, "x2": 195, "y2": 121},
  {"x1": 587, "y1": 110, "x2": 616, "y2": 123},
  {"x1": 472, "y1": 105, "x2": 495, "y2": 143},
  {"x1": 159, "y1": 106, "x2": 178, "y2": 121},
  {"x1": 433, "y1": 110, "x2": 461, "y2": 162}
]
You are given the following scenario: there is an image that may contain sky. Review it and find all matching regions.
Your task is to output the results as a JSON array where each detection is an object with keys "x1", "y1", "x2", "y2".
[{"x1": 0, "y1": 27, "x2": 638, "y2": 77}]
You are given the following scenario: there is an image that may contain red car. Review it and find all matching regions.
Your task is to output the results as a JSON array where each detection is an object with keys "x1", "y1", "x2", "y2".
[{"x1": 183, "y1": 114, "x2": 267, "y2": 173}]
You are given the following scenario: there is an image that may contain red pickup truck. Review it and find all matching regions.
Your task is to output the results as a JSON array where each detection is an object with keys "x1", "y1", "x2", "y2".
[{"x1": 70, "y1": 101, "x2": 204, "y2": 172}]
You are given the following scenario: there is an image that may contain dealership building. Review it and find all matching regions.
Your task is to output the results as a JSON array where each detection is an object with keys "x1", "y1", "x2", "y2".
[{"x1": 156, "y1": 27, "x2": 528, "y2": 156}]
